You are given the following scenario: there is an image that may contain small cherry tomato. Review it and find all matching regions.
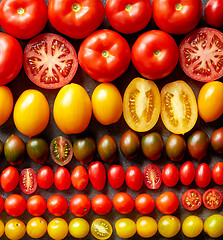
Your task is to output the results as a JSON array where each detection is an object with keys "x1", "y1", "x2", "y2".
[
  {"x1": 5, "y1": 219, "x2": 26, "y2": 240},
  {"x1": 143, "y1": 164, "x2": 162, "y2": 189},
  {"x1": 107, "y1": 165, "x2": 125, "y2": 189},
  {"x1": 91, "y1": 194, "x2": 112, "y2": 215},
  {"x1": 162, "y1": 164, "x2": 179, "y2": 187},
  {"x1": 91, "y1": 218, "x2": 112, "y2": 240},
  {"x1": 27, "y1": 217, "x2": 47, "y2": 239},
  {"x1": 205, "y1": 0, "x2": 223, "y2": 28},
  {"x1": 135, "y1": 193, "x2": 155, "y2": 214},
  {"x1": 47, "y1": 218, "x2": 68, "y2": 240},
  {"x1": 5, "y1": 194, "x2": 26, "y2": 217},
  {"x1": 0, "y1": 86, "x2": 13, "y2": 126},
  {"x1": 1, "y1": 166, "x2": 19, "y2": 192},
  {"x1": 156, "y1": 191, "x2": 179, "y2": 214},
  {"x1": 136, "y1": 216, "x2": 157, "y2": 238},
  {"x1": 71, "y1": 166, "x2": 89, "y2": 190},
  {"x1": 204, "y1": 214, "x2": 223, "y2": 238},
  {"x1": 211, "y1": 128, "x2": 223, "y2": 154},
  {"x1": 180, "y1": 161, "x2": 196, "y2": 185},
  {"x1": 158, "y1": 215, "x2": 181, "y2": 238},
  {"x1": 203, "y1": 188, "x2": 222, "y2": 210},
  {"x1": 69, "y1": 194, "x2": 91, "y2": 217},
  {"x1": 181, "y1": 189, "x2": 202, "y2": 211},
  {"x1": 47, "y1": 195, "x2": 68, "y2": 217},
  {"x1": 115, "y1": 218, "x2": 136, "y2": 239},
  {"x1": 69, "y1": 218, "x2": 89, "y2": 238},
  {"x1": 195, "y1": 163, "x2": 212, "y2": 188},
  {"x1": 0, "y1": 220, "x2": 4, "y2": 238},
  {"x1": 113, "y1": 192, "x2": 134, "y2": 214},
  {"x1": 27, "y1": 195, "x2": 47, "y2": 216},
  {"x1": 212, "y1": 162, "x2": 223, "y2": 185},
  {"x1": 20, "y1": 168, "x2": 37, "y2": 194},
  {"x1": 54, "y1": 167, "x2": 71, "y2": 191},
  {"x1": 0, "y1": 196, "x2": 4, "y2": 214},
  {"x1": 125, "y1": 166, "x2": 143, "y2": 191},
  {"x1": 182, "y1": 215, "x2": 203, "y2": 238},
  {"x1": 37, "y1": 166, "x2": 54, "y2": 189}
]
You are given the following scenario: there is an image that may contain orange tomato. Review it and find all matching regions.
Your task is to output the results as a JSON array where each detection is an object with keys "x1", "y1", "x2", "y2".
[{"x1": 0, "y1": 86, "x2": 13, "y2": 126}]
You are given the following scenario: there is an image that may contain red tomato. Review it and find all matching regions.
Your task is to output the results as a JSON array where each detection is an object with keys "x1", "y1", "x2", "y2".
[
  {"x1": 47, "y1": 195, "x2": 68, "y2": 216},
  {"x1": 5, "y1": 194, "x2": 26, "y2": 217},
  {"x1": 195, "y1": 163, "x2": 212, "y2": 188},
  {"x1": 162, "y1": 164, "x2": 179, "y2": 187},
  {"x1": 179, "y1": 27, "x2": 223, "y2": 82},
  {"x1": 212, "y1": 162, "x2": 223, "y2": 185},
  {"x1": 48, "y1": 0, "x2": 105, "y2": 39},
  {"x1": 71, "y1": 166, "x2": 89, "y2": 190},
  {"x1": 88, "y1": 161, "x2": 106, "y2": 191},
  {"x1": 54, "y1": 167, "x2": 71, "y2": 191},
  {"x1": 0, "y1": 32, "x2": 23, "y2": 85},
  {"x1": 19, "y1": 168, "x2": 37, "y2": 194},
  {"x1": 78, "y1": 29, "x2": 131, "y2": 82},
  {"x1": 37, "y1": 166, "x2": 54, "y2": 189},
  {"x1": 152, "y1": 0, "x2": 202, "y2": 34},
  {"x1": 23, "y1": 33, "x2": 78, "y2": 89},
  {"x1": 1, "y1": 166, "x2": 19, "y2": 192},
  {"x1": 27, "y1": 195, "x2": 47, "y2": 216},
  {"x1": 125, "y1": 166, "x2": 143, "y2": 191},
  {"x1": 91, "y1": 194, "x2": 112, "y2": 215},
  {"x1": 113, "y1": 192, "x2": 134, "y2": 214},
  {"x1": 107, "y1": 165, "x2": 125, "y2": 189},
  {"x1": 131, "y1": 30, "x2": 179, "y2": 80},
  {"x1": 205, "y1": 0, "x2": 223, "y2": 28},
  {"x1": 180, "y1": 161, "x2": 195, "y2": 185},
  {"x1": 203, "y1": 188, "x2": 222, "y2": 210},
  {"x1": 0, "y1": 196, "x2": 4, "y2": 214},
  {"x1": 105, "y1": 0, "x2": 152, "y2": 34},
  {"x1": 0, "y1": 0, "x2": 48, "y2": 39},
  {"x1": 156, "y1": 191, "x2": 179, "y2": 214},
  {"x1": 135, "y1": 193, "x2": 155, "y2": 214},
  {"x1": 181, "y1": 189, "x2": 202, "y2": 211},
  {"x1": 143, "y1": 164, "x2": 162, "y2": 189},
  {"x1": 69, "y1": 194, "x2": 91, "y2": 217}
]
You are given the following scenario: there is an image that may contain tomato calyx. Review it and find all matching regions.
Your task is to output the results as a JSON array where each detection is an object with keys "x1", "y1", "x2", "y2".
[
  {"x1": 181, "y1": 189, "x2": 202, "y2": 211},
  {"x1": 17, "y1": 7, "x2": 25, "y2": 15},
  {"x1": 72, "y1": 3, "x2": 81, "y2": 12},
  {"x1": 175, "y1": 3, "x2": 183, "y2": 11},
  {"x1": 125, "y1": 4, "x2": 133, "y2": 12},
  {"x1": 102, "y1": 50, "x2": 109, "y2": 58},
  {"x1": 154, "y1": 50, "x2": 161, "y2": 57}
]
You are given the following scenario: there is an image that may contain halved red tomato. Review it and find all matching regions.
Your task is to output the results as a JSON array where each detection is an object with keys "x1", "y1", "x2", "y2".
[
  {"x1": 143, "y1": 164, "x2": 162, "y2": 189},
  {"x1": 181, "y1": 189, "x2": 202, "y2": 211},
  {"x1": 203, "y1": 188, "x2": 222, "y2": 210},
  {"x1": 23, "y1": 33, "x2": 78, "y2": 89},
  {"x1": 20, "y1": 168, "x2": 37, "y2": 194},
  {"x1": 179, "y1": 27, "x2": 223, "y2": 82}
]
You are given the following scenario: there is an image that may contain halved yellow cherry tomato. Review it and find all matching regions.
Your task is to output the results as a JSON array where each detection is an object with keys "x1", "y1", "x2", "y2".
[
  {"x1": 91, "y1": 218, "x2": 112, "y2": 240},
  {"x1": 0, "y1": 86, "x2": 13, "y2": 126}
]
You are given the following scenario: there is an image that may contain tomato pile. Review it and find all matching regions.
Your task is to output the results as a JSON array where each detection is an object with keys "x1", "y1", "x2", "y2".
[{"x1": 0, "y1": 0, "x2": 222, "y2": 239}]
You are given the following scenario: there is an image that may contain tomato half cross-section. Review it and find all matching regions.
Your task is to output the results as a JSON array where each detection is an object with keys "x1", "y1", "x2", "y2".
[
  {"x1": 181, "y1": 189, "x2": 202, "y2": 211},
  {"x1": 23, "y1": 33, "x2": 78, "y2": 89}
]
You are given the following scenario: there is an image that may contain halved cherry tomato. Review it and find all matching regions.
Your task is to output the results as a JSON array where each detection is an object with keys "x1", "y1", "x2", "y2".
[
  {"x1": 181, "y1": 189, "x2": 202, "y2": 211},
  {"x1": 69, "y1": 194, "x2": 91, "y2": 217},
  {"x1": 47, "y1": 195, "x2": 68, "y2": 216},
  {"x1": 37, "y1": 166, "x2": 54, "y2": 189},
  {"x1": 91, "y1": 218, "x2": 112, "y2": 240},
  {"x1": 125, "y1": 166, "x2": 143, "y2": 191},
  {"x1": 203, "y1": 188, "x2": 222, "y2": 209},
  {"x1": 180, "y1": 161, "x2": 195, "y2": 185},
  {"x1": 1, "y1": 166, "x2": 19, "y2": 192},
  {"x1": 54, "y1": 167, "x2": 71, "y2": 191},
  {"x1": 71, "y1": 166, "x2": 89, "y2": 190},
  {"x1": 107, "y1": 165, "x2": 125, "y2": 189},
  {"x1": 27, "y1": 195, "x2": 47, "y2": 216},
  {"x1": 5, "y1": 194, "x2": 26, "y2": 217},
  {"x1": 143, "y1": 164, "x2": 162, "y2": 189},
  {"x1": 113, "y1": 192, "x2": 134, "y2": 214},
  {"x1": 195, "y1": 163, "x2": 212, "y2": 188},
  {"x1": 20, "y1": 168, "x2": 37, "y2": 194},
  {"x1": 156, "y1": 191, "x2": 179, "y2": 214}
]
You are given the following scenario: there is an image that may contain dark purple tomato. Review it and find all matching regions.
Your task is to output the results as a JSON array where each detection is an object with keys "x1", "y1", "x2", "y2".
[
  {"x1": 20, "y1": 168, "x2": 37, "y2": 194},
  {"x1": 210, "y1": 127, "x2": 223, "y2": 154},
  {"x1": 162, "y1": 164, "x2": 179, "y2": 187},
  {"x1": 195, "y1": 163, "x2": 212, "y2": 188},
  {"x1": 180, "y1": 161, "x2": 195, "y2": 185},
  {"x1": 125, "y1": 166, "x2": 143, "y2": 191},
  {"x1": 107, "y1": 165, "x2": 125, "y2": 189}
]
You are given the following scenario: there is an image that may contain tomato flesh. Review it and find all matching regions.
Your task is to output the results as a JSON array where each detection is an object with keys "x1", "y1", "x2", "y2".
[
  {"x1": 203, "y1": 188, "x2": 222, "y2": 210},
  {"x1": 20, "y1": 168, "x2": 37, "y2": 194},
  {"x1": 143, "y1": 164, "x2": 162, "y2": 189},
  {"x1": 181, "y1": 189, "x2": 202, "y2": 211}
]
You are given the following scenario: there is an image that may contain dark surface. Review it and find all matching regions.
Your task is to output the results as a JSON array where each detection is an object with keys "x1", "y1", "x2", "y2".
[{"x1": 0, "y1": 0, "x2": 222, "y2": 239}]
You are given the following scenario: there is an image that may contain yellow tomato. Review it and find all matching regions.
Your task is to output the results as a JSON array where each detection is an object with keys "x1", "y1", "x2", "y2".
[
  {"x1": 13, "y1": 89, "x2": 49, "y2": 137},
  {"x1": 27, "y1": 217, "x2": 47, "y2": 238},
  {"x1": 115, "y1": 218, "x2": 136, "y2": 239},
  {"x1": 136, "y1": 216, "x2": 157, "y2": 238},
  {"x1": 91, "y1": 218, "x2": 112, "y2": 240},
  {"x1": 53, "y1": 83, "x2": 92, "y2": 134},
  {"x1": 204, "y1": 214, "x2": 223, "y2": 238},
  {"x1": 0, "y1": 219, "x2": 4, "y2": 238},
  {"x1": 0, "y1": 86, "x2": 13, "y2": 126},
  {"x1": 158, "y1": 215, "x2": 181, "y2": 238},
  {"x1": 198, "y1": 81, "x2": 223, "y2": 122},
  {"x1": 92, "y1": 83, "x2": 122, "y2": 125},
  {"x1": 69, "y1": 218, "x2": 89, "y2": 238},
  {"x1": 182, "y1": 215, "x2": 203, "y2": 238},
  {"x1": 5, "y1": 219, "x2": 26, "y2": 240},
  {"x1": 47, "y1": 218, "x2": 68, "y2": 240}
]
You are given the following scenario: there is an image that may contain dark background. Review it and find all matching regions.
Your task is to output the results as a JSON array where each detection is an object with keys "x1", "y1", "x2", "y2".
[{"x1": 0, "y1": 0, "x2": 222, "y2": 239}]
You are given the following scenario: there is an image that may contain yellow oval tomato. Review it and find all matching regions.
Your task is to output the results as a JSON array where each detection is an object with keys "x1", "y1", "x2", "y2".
[
  {"x1": 198, "y1": 81, "x2": 223, "y2": 122},
  {"x1": 123, "y1": 77, "x2": 161, "y2": 132},
  {"x1": 69, "y1": 218, "x2": 89, "y2": 238},
  {"x1": 182, "y1": 215, "x2": 203, "y2": 238},
  {"x1": 158, "y1": 215, "x2": 181, "y2": 238},
  {"x1": 115, "y1": 218, "x2": 136, "y2": 239},
  {"x1": 204, "y1": 214, "x2": 223, "y2": 238},
  {"x1": 0, "y1": 86, "x2": 13, "y2": 126},
  {"x1": 91, "y1": 83, "x2": 122, "y2": 125},
  {"x1": 53, "y1": 83, "x2": 92, "y2": 134},
  {"x1": 47, "y1": 218, "x2": 68, "y2": 240},
  {"x1": 0, "y1": 220, "x2": 4, "y2": 238},
  {"x1": 5, "y1": 219, "x2": 26, "y2": 240},
  {"x1": 27, "y1": 217, "x2": 47, "y2": 239},
  {"x1": 136, "y1": 216, "x2": 157, "y2": 238},
  {"x1": 13, "y1": 89, "x2": 49, "y2": 137},
  {"x1": 91, "y1": 218, "x2": 112, "y2": 240}
]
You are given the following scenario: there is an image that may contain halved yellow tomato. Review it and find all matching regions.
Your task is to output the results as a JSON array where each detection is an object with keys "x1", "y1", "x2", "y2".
[{"x1": 123, "y1": 77, "x2": 161, "y2": 132}]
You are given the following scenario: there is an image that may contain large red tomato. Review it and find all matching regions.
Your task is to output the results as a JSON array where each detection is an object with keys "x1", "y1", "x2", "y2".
[
  {"x1": 48, "y1": 0, "x2": 105, "y2": 39},
  {"x1": 78, "y1": 29, "x2": 131, "y2": 82},
  {"x1": 205, "y1": 0, "x2": 223, "y2": 28},
  {"x1": 131, "y1": 30, "x2": 179, "y2": 80},
  {"x1": 0, "y1": 0, "x2": 48, "y2": 39},
  {"x1": 152, "y1": 0, "x2": 202, "y2": 34}
]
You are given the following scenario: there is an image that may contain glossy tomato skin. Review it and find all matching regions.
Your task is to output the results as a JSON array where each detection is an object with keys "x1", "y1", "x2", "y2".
[
  {"x1": 20, "y1": 168, "x2": 37, "y2": 194},
  {"x1": 37, "y1": 166, "x2": 54, "y2": 189},
  {"x1": 131, "y1": 30, "x2": 179, "y2": 80},
  {"x1": 0, "y1": 196, "x2": 4, "y2": 214},
  {"x1": 47, "y1": 195, "x2": 68, "y2": 216},
  {"x1": 1, "y1": 166, "x2": 19, "y2": 192},
  {"x1": 48, "y1": 0, "x2": 105, "y2": 39},
  {"x1": 162, "y1": 164, "x2": 179, "y2": 187},
  {"x1": 180, "y1": 161, "x2": 195, "y2": 185},
  {"x1": 5, "y1": 194, "x2": 26, "y2": 217},
  {"x1": 143, "y1": 164, "x2": 162, "y2": 189},
  {"x1": 92, "y1": 194, "x2": 112, "y2": 215},
  {"x1": 135, "y1": 193, "x2": 155, "y2": 214},
  {"x1": 211, "y1": 128, "x2": 223, "y2": 154},
  {"x1": 153, "y1": 0, "x2": 202, "y2": 34},
  {"x1": 125, "y1": 166, "x2": 143, "y2": 191},
  {"x1": 156, "y1": 191, "x2": 179, "y2": 214},
  {"x1": 195, "y1": 163, "x2": 212, "y2": 188},
  {"x1": 54, "y1": 167, "x2": 71, "y2": 191},
  {"x1": 181, "y1": 189, "x2": 202, "y2": 211},
  {"x1": 107, "y1": 165, "x2": 125, "y2": 189},
  {"x1": 212, "y1": 162, "x2": 223, "y2": 185},
  {"x1": 78, "y1": 29, "x2": 131, "y2": 82},
  {"x1": 69, "y1": 194, "x2": 91, "y2": 217},
  {"x1": 205, "y1": 0, "x2": 223, "y2": 28},
  {"x1": 71, "y1": 166, "x2": 89, "y2": 190},
  {"x1": 27, "y1": 195, "x2": 47, "y2": 216},
  {"x1": 203, "y1": 188, "x2": 222, "y2": 209},
  {"x1": 113, "y1": 192, "x2": 134, "y2": 214}
]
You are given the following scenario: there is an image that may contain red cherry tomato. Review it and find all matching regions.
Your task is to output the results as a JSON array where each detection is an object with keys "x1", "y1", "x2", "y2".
[
  {"x1": 91, "y1": 194, "x2": 112, "y2": 215},
  {"x1": 0, "y1": 196, "x2": 4, "y2": 214},
  {"x1": 37, "y1": 166, "x2": 54, "y2": 189},
  {"x1": 88, "y1": 161, "x2": 106, "y2": 191},
  {"x1": 107, "y1": 165, "x2": 125, "y2": 189},
  {"x1": 113, "y1": 192, "x2": 134, "y2": 214},
  {"x1": 1, "y1": 166, "x2": 19, "y2": 192},
  {"x1": 47, "y1": 195, "x2": 68, "y2": 217},
  {"x1": 135, "y1": 193, "x2": 155, "y2": 214},
  {"x1": 180, "y1": 161, "x2": 196, "y2": 185},
  {"x1": 156, "y1": 191, "x2": 179, "y2": 214},
  {"x1": 27, "y1": 195, "x2": 47, "y2": 216},
  {"x1": 5, "y1": 194, "x2": 26, "y2": 217},
  {"x1": 54, "y1": 167, "x2": 71, "y2": 191},
  {"x1": 162, "y1": 164, "x2": 179, "y2": 187},
  {"x1": 19, "y1": 168, "x2": 37, "y2": 194},
  {"x1": 195, "y1": 163, "x2": 212, "y2": 188},
  {"x1": 203, "y1": 188, "x2": 222, "y2": 209},
  {"x1": 143, "y1": 164, "x2": 162, "y2": 189},
  {"x1": 205, "y1": 0, "x2": 223, "y2": 28},
  {"x1": 125, "y1": 166, "x2": 143, "y2": 191},
  {"x1": 212, "y1": 162, "x2": 223, "y2": 185},
  {"x1": 181, "y1": 189, "x2": 202, "y2": 211},
  {"x1": 71, "y1": 166, "x2": 89, "y2": 190},
  {"x1": 69, "y1": 194, "x2": 91, "y2": 217}
]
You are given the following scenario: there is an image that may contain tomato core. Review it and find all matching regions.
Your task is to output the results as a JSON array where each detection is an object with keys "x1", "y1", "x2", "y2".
[
  {"x1": 17, "y1": 7, "x2": 25, "y2": 15},
  {"x1": 154, "y1": 50, "x2": 161, "y2": 57},
  {"x1": 175, "y1": 3, "x2": 183, "y2": 11},
  {"x1": 72, "y1": 3, "x2": 81, "y2": 12},
  {"x1": 125, "y1": 4, "x2": 133, "y2": 12},
  {"x1": 102, "y1": 50, "x2": 110, "y2": 58}
]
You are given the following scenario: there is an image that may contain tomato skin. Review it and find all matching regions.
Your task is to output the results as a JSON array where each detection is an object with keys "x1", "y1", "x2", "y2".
[
  {"x1": 107, "y1": 165, "x2": 125, "y2": 189},
  {"x1": 47, "y1": 218, "x2": 69, "y2": 240},
  {"x1": 195, "y1": 163, "x2": 212, "y2": 188},
  {"x1": 1, "y1": 166, "x2": 19, "y2": 192},
  {"x1": 37, "y1": 166, "x2": 54, "y2": 189},
  {"x1": 71, "y1": 166, "x2": 89, "y2": 190},
  {"x1": 158, "y1": 215, "x2": 181, "y2": 238},
  {"x1": 78, "y1": 29, "x2": 131, "y2": 82},
  {"x1": 5, "y1": 219, "x2": 26, "y2": 240},
  {"x1": 180, "y1": 161, "x2": 195, "y2": 185},
  {"x1": 113, "y1": 192, "x2": 135, "y2": 214},
  {"x1": 162, "y1": 164, "x2": 179, "y2": 187},
  {"x1": 205, "y1": 0, "x2": 223, "y2": 28},
  {"x1": 91, "y1": 194, "x2": 112, "y2": 215},
  {"x1": 182, "y1": 215, "x2": 203, "y2": 238},
  {"x1": 212, "y1": 162, "x2": 223, "y2": 185},
  {"x1": 54, "y1": 167, "x2": 71, "y2": 191},
  {"x1": 156, "y1": 191, "x2": 179, "y2": 214},
  {"x1": 125, "y1": 166, "x2": 143, "y2": 191},
  {"x1": 0, "y1": 86, "x2": 13, "y2": 126},
  {"x1": 135, "y1": 193, "x2": 155, "y2": 214},
  {"x1": 181, "y1": 189, "x2": 202, "y2": 211},
  {"x1": 20, "y1": 168, "x2": 37, "y2": 194},
  {"x1": 0, "y1": 196, "x2": 4, "y2": 214},
  {"x1": 143, "y1": 164, "x2": 162, "y2": 189},
  {"x1": 203, "y1": 188, "x2": 222, "y2": 210},
  {"x1": 5, "y1": 194, "x2": 26, "y2": 217},
  {"x1": 115, "y1": 218, "x2": 136, "y2": 239},
  {"x1": 27, "y1": 195, "x2": 47, "y2": 216},
  {"x1": 47, "y1": 195, "x2": 68, "y2": 216},
  {"x1": 69, "y1": 194, "x2": 91, "y2": 217},
  {"x1": 211, "y1": 128, "x2": 223, "y2": 154}
]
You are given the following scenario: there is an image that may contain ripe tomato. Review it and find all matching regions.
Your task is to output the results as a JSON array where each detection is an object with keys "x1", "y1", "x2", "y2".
[
  {"x1": 47, "y1": 195, "x2": 68, "y2": 216},
  {"x1": 180, "y1": 161, "x2": 195, "y2": 185},
  {"x1": 5, "y1": 219, "x2": 26, "y2": 240},
  {"x1": 125, "y1": 166, "x2": 143, "y2": 191},
  {"x1": 69, "y1": 194, "x2": 91, "y2": 217},
  {"x1": 153, "y1": 0, "x2": 202, "y2": 34},
  {"x1": 0, "y1": 220, "x2": 4, "y2": 238},
  {"x1": 54, "y1": 167, "x2": 71, "y2": 191},
  {"x1": 27, "y1": 217, "x2": 47, "y2": 239},
  {"x1": 107, "y1": 165, "x2": 125, "y2": 189},
  {"x1": 161, "y1": 80, "x2": 198, "y2": 134},
  {"x1": 71, "y1": 166, "x2": 89, "y2": 190},
  {"x1": 1, "y1": 166, "x2": 19, "y2": 192},
  {"x1": 23, "y1": 33, "x2": 78, "y2": 89},
  {"x1": 37, "y1": 166, "x2": 54, "y2": 189},
  {"x1": 5, "y1": 194, "x2": 26, "y2": 217},
  {"x1": 91, "y1": 83, "x2": 123, "y2": 125},
  {"x1": 0, "y1": 86, "x2": 13, "y2": 126},
  {"x1": 182, "y1": 216, "x2": 203, "y2": 238},
  {"x1": 131, "y1": 31, "x2": 179, "y2": 80},
  {"x1": 162, "y1": 164, "x2": 179, "y2": 187},
  {"x1": 20, "y1": 168, "x2": 37, "y2": 194},
  {"x1": 27, "y1": 195, "x2": 47, "y2": 216},
  {"x1": 179, "y1": 27, "x2": 223, "y2": 82},
  {"x1": 115, "y1": 218, "x2": 136, "y2": 239},
  {"x1": 0, "y1": 0, "x2": 48, "y2": 39},
  {"x1": 105, "y1": 0, "x2": 152, "y2": 34},
  {"x1": 53, "y1": 83, "x2": 92, "y2": 134},
  {"x1": 0, "y1": 196, "x2": 4, "y2": 214},
  {"x1": 156, "y1": 191, "x2": 179, "y2": 214},
  {"x1": 123, "y1": 78, "x2": 161, "y2": 132},
  {"x1": 205, "y1": 0, "x2": 223, "y2": 28},
  {"x1": 136, "y1": 217, "x2": 157, "y2": 238},
  {"x1": 211, "y1": 128, "x2": 223, "y2": 154},
  {"x1": 203, "y1": 188, "x2": 222, "y2": 210},
  {"x1": 212, "y1": 162, "x2": 223, "y2": 185},
  {"x1": 195, "y1": 163, "x2": 212, "y2": 188},
  {"x1": 135, "y1": 193, "x2": 155, "y2": 214},
  {"x1": 113, "y1": 192, "x2": 134, "y2": 214},
  {"x1": 88, "y1": 161, "x2": 106, "y2": 191},
  {"x1": 48, "y1": 0, "x2": 105, "y2": 39},
  {"x1": 47, "y1": 218, "x2": 68, "y2": 240},
  {"x1": 91, "y1": 218, "x2": 112, "y2": 240},
  {"x1": 198, "y1": 81, "x2": 223, "y2": 122},
  {"x1": 158, "y1": 215, "x2": 181, "y2": 238},
  {"x1": 204, "y1": 214, "x2": 223, "y2": 238},
  {"x1": 0, "y1": 32, "x2": 23, "y2": 85},
  {"x1": 69, "y1": 218, "x2": 89, "y2": 238},
  {"x1": 143, "y1": 164, "x2": 162, "y2": 189},
  {"x1": 78, "y1": 29, "x2": 131, "y2": 82},
  {"x1": 181, "y1": 189, "x2": 202, "y2": 211},
  {"x1": 91, "y1": 194, "x2": 112, "y2": 215}
]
